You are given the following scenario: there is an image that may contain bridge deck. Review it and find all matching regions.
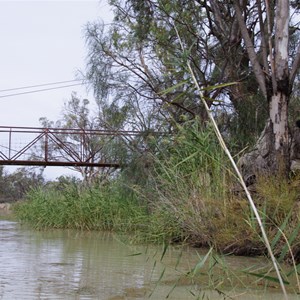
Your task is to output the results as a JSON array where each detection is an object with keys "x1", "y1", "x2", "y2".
[{"x1": 0, "y1": 159, "x2": 121, "y2": 168}]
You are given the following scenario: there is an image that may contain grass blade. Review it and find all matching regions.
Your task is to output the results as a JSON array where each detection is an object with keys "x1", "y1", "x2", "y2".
[
  {"x1": 161, "y1": 243, "x2": 168, "y2": 261},
  {"x1": 191, "y1": 247, "x2": 213, "y2": 276},
  {"x1": 242, "y1": 271, "x2": 290, "y2": 285}
]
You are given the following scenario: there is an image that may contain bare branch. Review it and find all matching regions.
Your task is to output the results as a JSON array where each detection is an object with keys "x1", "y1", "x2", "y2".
[
  {"x1": 256, "y1": 0, "x2": 269, "y2": 72},
  {"x1": 233, "y1": 0, "x2": 267, "y2": 98}
]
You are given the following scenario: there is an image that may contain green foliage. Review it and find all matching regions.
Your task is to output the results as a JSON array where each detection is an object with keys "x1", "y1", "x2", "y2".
[
  {"x1": 135, "y1": 118, "x2": 300, "y2": 264},
  {"x1": 0, "y1": 167, "x2": 44, "y2": 202},
  {"x1": 140, "y1": 119, "x2": 253, "y2": 248},
  {"x1": 13, "y1": 176, "x2": 182, "y2": 244},
  {"x1": 147, "y1": 245, "x2": 299, "y2": 298},
  {"x1": 86, "y1": 0, "x2": 285, "y2": 146},
  {"x1": 220, "y1": 93, "x2": 268, "y2": 152},
  {"x1": 38, "y1": 93, "x2": 130, "y2": 183},
  {"x1": 14, "y1": 180, "x2": 147, "y2": 231},
  {"x1": 132, "y1": 205, "x2": 183, "y2": 244},
  {"x1": 12, "y1": 119, "x2": 300, "y2": 268},
  {"x1": 252, "y1": 175, "x2": 300, "y2": 263}
]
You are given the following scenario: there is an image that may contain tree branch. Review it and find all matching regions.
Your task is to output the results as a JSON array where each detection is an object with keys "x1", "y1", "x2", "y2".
[
  {"x1": 256, "y1": 0, "x2": 269, "y2": 72},
  {"x1": 233, "y1": 0, "x2": 268, "y2": 98}
]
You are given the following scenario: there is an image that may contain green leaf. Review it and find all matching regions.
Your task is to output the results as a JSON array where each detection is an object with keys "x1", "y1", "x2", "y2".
[
  {"x1": 159, "y1": 80, "x2": 189, "y2": 96},
  {"x1": 166, "y1": 277, "x2": 180, "y2": 298},
  {"x1": 127, "y1": 252, "x2": 143, "y2": 257},
  {"x1": 190, "y1": 247, "x2": 213, "y2": 276},
  {"x1": 279, "y1": 221, "x2": 300, "y2": 262},
  {"x1": 174, "y1": 151, "x2": 198, "y2": 168},
  {"x1": 271, "y1": 209, "x2": 292, "y2": 250},
  {"x1": 286, "y1": 263, "x2": 300, "y2": 277},
  {"x1": 149, "y1": 267, "x2": 166, "y2": 298},
  {"x1": 160, "y1": 243, "x2": 168, "y2": 261},
  {"x1": 242, "y1": 271, "x2": 290, "y2": 285},
  {"x1": 200, "y1": 82, "x2": 237, "y2": 92},
  {"x1": 175, "y1": 249, "x2": 183, "y2": 271}
]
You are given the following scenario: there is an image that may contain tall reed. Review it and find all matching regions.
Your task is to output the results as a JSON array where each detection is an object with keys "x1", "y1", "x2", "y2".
[
  {"x1": 174, "y1": 26, "x2": 288, "y2": 298},
  {"x1": 143, "y1": 120, "x2": 254, "y2": 248},
  {"x1": 14, "y1": 181, "x2": 148, "y2": 231}
]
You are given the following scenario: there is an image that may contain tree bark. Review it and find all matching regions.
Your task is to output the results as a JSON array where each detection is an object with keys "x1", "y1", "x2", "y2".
[
  {"x1": 238, "y1": 0, "x2": 291, "y2": 179},
  {"x1": 265, "y1": 0, "x2": 290, "y2": 175},
  {"x1": 269, "y1": 92, "x2": 290, "y2": 173}
]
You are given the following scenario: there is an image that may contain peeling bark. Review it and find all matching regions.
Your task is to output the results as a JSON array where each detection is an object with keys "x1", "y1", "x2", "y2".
[
  {"x1": 238, "y1": 93, "x2": 290, "y2": 180},
  {"x1": 238, "y1": 0, "x2": 291, "y2": 179},
  {"x1": 269, "y1": 92, "x2": 290, "y2": 171},
  {"x1": 238, "y1": 120, "x2": 273, "y2": 182},
  {"x1": 274, "y1": 1, "x2": 289, "y2": 94}
]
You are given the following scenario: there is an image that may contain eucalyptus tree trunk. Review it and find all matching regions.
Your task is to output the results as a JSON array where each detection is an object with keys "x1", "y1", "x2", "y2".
[
  {"x1": 269, "y1": 93, "x2": 289, "y2": 173},
  {"x1": 268, "y1": 0, "x2": 290, "y2": 174},
  {"x1": 237, "y1": 0, "x2": 293, "y2": 179}
]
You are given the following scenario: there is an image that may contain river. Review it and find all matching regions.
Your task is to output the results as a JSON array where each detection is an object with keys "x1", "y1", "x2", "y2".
[{"x1": 0, "y1": 218, "x2": 298, "y2": 299}]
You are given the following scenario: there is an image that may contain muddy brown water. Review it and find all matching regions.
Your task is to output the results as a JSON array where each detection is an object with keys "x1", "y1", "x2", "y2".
[{"x1": 0, "y1": 218, "x2": 299, "y2": 299}]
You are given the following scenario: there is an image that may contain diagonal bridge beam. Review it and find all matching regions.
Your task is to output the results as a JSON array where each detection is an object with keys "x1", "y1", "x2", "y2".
[{"x1": 0, "y1": 125, "x2": 154, "y2": 168}]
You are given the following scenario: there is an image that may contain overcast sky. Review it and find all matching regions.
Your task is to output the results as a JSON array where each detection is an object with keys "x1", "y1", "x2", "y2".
[{"x1": 0, "y1": 0, "x2": 113, "y2": 179}]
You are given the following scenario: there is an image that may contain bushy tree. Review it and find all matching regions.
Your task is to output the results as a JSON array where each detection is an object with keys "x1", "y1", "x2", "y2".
[
  {"x1": 85, "y1": 0, "x2": 300, "y2": 177},
  {"x1": 38, "y1": 93, "x2": 126, "y2": 183},
  {"x1": 0, "y1": 166, "x2": 44, "y2": 202},
  {"x1": 38, "y1": 92, "x2": 161, "y2": 184}
]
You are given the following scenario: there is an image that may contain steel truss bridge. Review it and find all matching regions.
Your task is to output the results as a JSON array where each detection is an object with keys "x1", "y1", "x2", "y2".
[{"x1": 0, "y1": 126, "x2": 150, "y2": 168}]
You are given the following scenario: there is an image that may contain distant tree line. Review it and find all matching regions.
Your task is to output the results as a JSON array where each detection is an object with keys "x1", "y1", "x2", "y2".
[{"x1": 0, "y1": 167, "x2": 44, "y2": 202}]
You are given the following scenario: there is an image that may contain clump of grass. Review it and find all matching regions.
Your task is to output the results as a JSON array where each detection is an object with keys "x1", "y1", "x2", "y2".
[
  {"x1": 14, "y1": 180, "x2": 148, "y2": 232},
  {"x1": 132, "y1": 204, "x2": 184, "y2": 244},
  {"x1": 250, "y1": 175, "x2": 300, "y2": 263},
  {"x1": 139, "y1": 119, "x2": 300, "y2": 262},
  {"x1": 142, "y1": 120, "x2": 256, "y2": 249},
  {"x1": 117, "y1": 140, "x2": 300, "y2": 295},
  {"x1": 255, "y1": 175, "x2": 299, "y2": 225}
]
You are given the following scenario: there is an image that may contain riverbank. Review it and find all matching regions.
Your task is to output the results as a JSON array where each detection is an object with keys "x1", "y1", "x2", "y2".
[
  {"x1": 1, "y1": 217, "x2": 300, "y2": 299},
  {"x1": 13, "y1": 174, "x2": 300, "y2": 262},
  {"x1": 9, "y1": 121, "x2": 300, "y2": 264},
  {"x1": 10, "y1": 121, "x2": 300, "y2": 300}
]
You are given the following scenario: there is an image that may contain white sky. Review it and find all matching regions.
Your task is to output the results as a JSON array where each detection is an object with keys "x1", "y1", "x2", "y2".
[{"x1": 0, "y1": 0, "x2": 113, "y2": 179}]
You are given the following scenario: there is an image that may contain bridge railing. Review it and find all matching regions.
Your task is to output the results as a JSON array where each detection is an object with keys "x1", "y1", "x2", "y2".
[{"x1": 0, "y1": 126, "x2": 148, "y2": 167}]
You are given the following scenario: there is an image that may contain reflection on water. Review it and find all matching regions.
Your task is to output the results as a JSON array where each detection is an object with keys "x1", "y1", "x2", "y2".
[
  {"x1": 0, "y1": 219, "x2": 298, "y2": 299},
  {"x1": 0, "y1": 220, "x2": 153, "y2": 299}
]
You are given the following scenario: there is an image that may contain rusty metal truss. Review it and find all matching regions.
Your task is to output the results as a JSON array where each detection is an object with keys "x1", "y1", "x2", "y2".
[{"x1": 0, "y1": 126, "x2": 145, "y2": 168}]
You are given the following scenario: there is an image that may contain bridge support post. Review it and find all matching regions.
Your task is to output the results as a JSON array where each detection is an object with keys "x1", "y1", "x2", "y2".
[{"x1": 44, "y1": 129, "x2": 48, "y2": 163}]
